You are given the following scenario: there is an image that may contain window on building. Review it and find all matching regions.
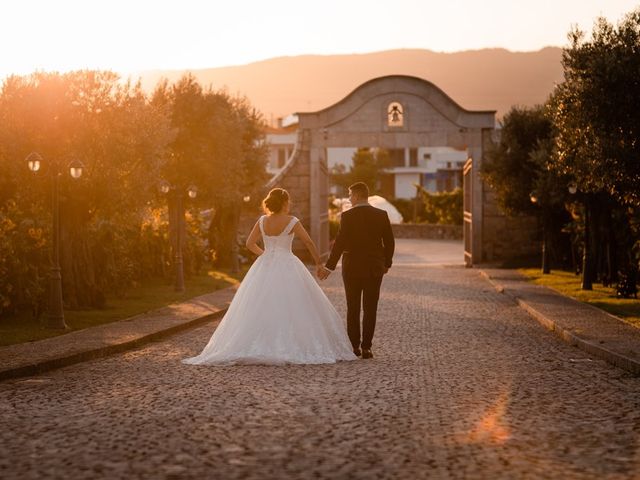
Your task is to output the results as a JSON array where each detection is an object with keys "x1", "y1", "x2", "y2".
[
  {"x1": 422, "y1": 173, "x2": 437, "y2": 193},
  {"x1": 387, "y1": 102, "x2": 404, "y2": 127},
  {"x1": 445, "y1": 177, "x2": 453, "y2": 191},
  {"x1": 409, "y1": 148, "x2": 418, "y2": 167},
  {"x1": 388, "y1": 149, "x2": 405, "y2": 167}
]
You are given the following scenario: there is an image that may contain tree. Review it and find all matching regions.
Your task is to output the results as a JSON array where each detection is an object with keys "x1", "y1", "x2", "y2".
[
  {"x1": 331, "y1": 148, "x2": 390, "y2": 196},
  {"x1": 482, "y1": 105, "x2": 571, "y2": 272},
  {"x1": 550, "y1": 8, "x2": 640, "y2": 284},
  {"x1": 152, "y1": 74, "x2": 268, "y2": 269},
  {"x1": 213, "y1": 96, "x2": 269, "y2": 270},
  {"x1": 482, "y1": 105, "x2": 555, "y2": 215},
  {"x1": 550, "y1": 9, "x2": 640, "y2": 207},
  {"x1": 0, "y1": 71, "x2": 172, "y2": 310},
  {"x1": 0, "y1": 71, "x2": 268, "y2": 318}
]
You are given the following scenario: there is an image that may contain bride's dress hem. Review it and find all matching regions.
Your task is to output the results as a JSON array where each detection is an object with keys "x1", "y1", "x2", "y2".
[{"x1": 182, "y1": 355, "x2": 355, "y2": 366}]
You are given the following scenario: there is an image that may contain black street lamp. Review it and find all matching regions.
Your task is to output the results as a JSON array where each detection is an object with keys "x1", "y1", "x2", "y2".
[
  {"x1": 529, "y1": 192, "x2": 550, "y2": 274},
  {"x1": 230, "y1": 194, "x2": 252, "y2": 274},
  {"x1": 27, "y1": 151, "x2": 84, "y2": 329},
  {"x1": 568, "y1": 182, "x2": 593, "y2": 290},
  {"x1": 160, "y1": 181, "x2": 197, "y2": 292}
]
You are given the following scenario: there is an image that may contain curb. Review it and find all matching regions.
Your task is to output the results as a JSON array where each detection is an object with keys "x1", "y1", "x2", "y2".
[
  {"x1": 0, "y1": 308, "x2": 227, "y2": 382},
  {"x1": 478, "y1": 269, "x2": 640, "y2": 376}
]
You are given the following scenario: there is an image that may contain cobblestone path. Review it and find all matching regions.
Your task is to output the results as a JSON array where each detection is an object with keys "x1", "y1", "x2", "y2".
[{"x1": 2, "y1": 262, "x2": 640, "y2": 479}]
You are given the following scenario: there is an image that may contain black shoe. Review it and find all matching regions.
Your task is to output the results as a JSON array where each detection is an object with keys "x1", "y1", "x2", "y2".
[
  {"x1": 353, "y1": 348, "x2": 361, "y2": 357},
  {"x1": 362, "y1": 349, "x2": 373, "y2": 359}
]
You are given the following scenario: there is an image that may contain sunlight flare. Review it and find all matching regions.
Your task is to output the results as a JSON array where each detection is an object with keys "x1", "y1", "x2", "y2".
[{"x1": 467, "y1": 390, "x2": 512, "y2": 445}]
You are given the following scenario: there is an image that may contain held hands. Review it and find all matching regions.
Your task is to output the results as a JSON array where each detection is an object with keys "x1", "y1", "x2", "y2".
[{"x1": 316, "y1": 265, "x2": 331, "y2": 280}]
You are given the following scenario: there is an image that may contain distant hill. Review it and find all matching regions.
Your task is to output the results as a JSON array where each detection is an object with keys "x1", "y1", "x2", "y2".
[{"x1": 133, "y1": 47, "x2": 564, "y2": 122}]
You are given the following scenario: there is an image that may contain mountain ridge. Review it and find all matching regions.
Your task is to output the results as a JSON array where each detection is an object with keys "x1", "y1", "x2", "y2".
[{"x1": 133, "y1": 47, "x2": 564, "y2": 121}]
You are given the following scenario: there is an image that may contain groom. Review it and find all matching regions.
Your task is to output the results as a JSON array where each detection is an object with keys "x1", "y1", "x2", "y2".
[{"x1": 318, "y1": 182, "x2": 395, "y2": 359}]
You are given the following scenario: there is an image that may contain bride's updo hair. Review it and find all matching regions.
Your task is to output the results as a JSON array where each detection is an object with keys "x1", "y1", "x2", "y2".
[{"x1": 262, "y1": 188, "x2": 290, "y2": 214}]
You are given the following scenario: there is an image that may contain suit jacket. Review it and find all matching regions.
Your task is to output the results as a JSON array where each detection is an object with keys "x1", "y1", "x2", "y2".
[{"x1": 325, "y1": 204, "x2": 395, "y2": 278}]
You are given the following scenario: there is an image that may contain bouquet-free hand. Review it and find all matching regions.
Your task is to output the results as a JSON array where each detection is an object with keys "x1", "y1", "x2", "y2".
[{"x1": 317, "y1": 265, "x2": 331, "y2": 280}]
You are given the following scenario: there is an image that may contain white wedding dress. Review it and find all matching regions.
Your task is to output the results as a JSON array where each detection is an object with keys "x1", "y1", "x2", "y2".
[{"x1": 183, "y1": 216, "x2": 357, "y2": 365}]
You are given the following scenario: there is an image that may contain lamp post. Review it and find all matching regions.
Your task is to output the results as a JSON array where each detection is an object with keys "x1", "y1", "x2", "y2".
[
  {"x1": 529, "y1": 191, "x2": 550, "y2": 274},
  {"x1": 160, "y1": 182, "x2": 198, "y2": 292},
  {"x1": 568, "y1": 182, "x2": 592, "y2": 290},
  {"x1": 27, "y1": 152, "x2": 84, "y2": 329},
  {"x1": 230, "y1": 195, "x2": 252, "y2": 274}
]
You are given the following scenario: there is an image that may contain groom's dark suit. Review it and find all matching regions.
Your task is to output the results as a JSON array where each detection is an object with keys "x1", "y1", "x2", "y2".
[{"x1": 325, "y1": 204, "x2": 395, "y2": 350}]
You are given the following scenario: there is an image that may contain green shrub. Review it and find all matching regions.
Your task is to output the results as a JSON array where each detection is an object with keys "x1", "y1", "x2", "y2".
[
  {"x1": 0, "y1": 200, "x2": 48, "y2": 318},
  {"x1": 419, "y1": 187, "x2": 463, "y2": 225},
  {"x1": 388, "y1": 188, "x2": 463, "y2": 225},
  {"x1": 388, "y1": 198, "x2": 428, "y2": 223}
]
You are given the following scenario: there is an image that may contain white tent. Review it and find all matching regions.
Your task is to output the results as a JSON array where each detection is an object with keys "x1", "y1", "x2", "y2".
[
  {"x1": 333, "y1": 195, "x2": 404, "y2": 224},
  {"x1": 368, "y1": 195, "x2": 404, "y2": 224}
]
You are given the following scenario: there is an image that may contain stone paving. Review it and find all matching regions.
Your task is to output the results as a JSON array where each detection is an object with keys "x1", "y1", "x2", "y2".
[
  {"x1": 480, "y1": 268, "x2": 640, "y2": 374},
  {"x1": 1, "y1": 243, "x2": 640, "y2": 479}
]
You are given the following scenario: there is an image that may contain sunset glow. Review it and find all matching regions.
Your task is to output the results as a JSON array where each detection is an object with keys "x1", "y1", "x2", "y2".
[
  {"x1": 1, "y1": 0, "x2": 638, "y2": 79},
  {"x1": 467, "y1": 391, "x2": 512, "y2": 445}
]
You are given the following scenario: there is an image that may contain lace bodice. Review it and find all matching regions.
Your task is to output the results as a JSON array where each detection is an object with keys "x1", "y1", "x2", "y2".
[{"x1": 259, "y1": 215, "x2": 298, "y2": 253}]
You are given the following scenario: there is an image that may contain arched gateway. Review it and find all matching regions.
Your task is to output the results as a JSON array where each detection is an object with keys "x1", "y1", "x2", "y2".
[{"x1": 268, "y1": 75, "x2": 531, "y2": 265}]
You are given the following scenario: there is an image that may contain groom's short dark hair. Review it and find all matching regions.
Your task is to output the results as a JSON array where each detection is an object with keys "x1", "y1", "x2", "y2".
[{"x1": 349, "y1": 182, "x2": 369, "y2": 199}]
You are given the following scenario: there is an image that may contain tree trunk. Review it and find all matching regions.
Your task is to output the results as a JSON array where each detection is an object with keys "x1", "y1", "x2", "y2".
[
  {"x1": 581, "y1": 195, "x2": 594, "y2": 290},
  {"x1": 605, "y1": 200, "x2": 618, "y2": 285},
  {"x1": 540, "y1": 209, "x2": 552, "y2": 274},
  {"x1": 60, "y1": 205, "x2": 102, "y2": 309},
  {"x1": 209, "y1": 202, "x2": 241, "y2": 269}
]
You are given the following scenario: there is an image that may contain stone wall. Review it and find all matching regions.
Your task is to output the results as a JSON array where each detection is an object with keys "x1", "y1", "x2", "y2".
[
  {"x1": 275, "y1": 156, "x2": 310, "y2": 226},
  {"x1": 481, "y1": 189, "x2": 539, "y2": 263},
  {"x1": 392, "y1": 224, "x2": 463, "y2": 240}
]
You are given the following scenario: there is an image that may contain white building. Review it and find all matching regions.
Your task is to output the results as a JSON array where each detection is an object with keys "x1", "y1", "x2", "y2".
[
  {"x1": 264, "y1": 119, "x2": 297, "y2": 175},
  {"x1": 265, "y1": 118, "x2": 468, "y2": 200},
  {"x1": 327, "y1": 146, "x2": 467, "y2": 198}
]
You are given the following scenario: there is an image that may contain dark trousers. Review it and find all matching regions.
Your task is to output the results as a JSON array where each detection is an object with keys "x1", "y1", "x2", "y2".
[{"x1": 343, "y1": 273, "x2": 383, "y2": 350}]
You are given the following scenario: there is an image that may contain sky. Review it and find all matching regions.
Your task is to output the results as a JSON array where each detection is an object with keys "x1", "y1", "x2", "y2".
[{"x1": 1, "y1": 0, "x2": 638, "y2": 78}]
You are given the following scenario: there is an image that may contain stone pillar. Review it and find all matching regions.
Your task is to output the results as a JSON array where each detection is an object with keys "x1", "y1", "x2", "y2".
[
  {"x1": 309, "y1": 141, "x2": 323, "y2": 253},
  {"x1": 468, "y1": 137, "x2": 485, "y2": 264}
]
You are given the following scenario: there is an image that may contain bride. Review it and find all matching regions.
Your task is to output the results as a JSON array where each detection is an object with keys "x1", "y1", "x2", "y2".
[{"x1": 183, "y1": 188, "x2": 357, "y2": 365}]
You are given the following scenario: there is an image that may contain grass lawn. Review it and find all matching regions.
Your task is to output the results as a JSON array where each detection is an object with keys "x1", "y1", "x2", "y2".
[
  {"x1": 519, "y1": 269, "x2": 640, "y2": 328},
  {"x1": 0, "y1": 268, "x2": 245, "y2": 347}
]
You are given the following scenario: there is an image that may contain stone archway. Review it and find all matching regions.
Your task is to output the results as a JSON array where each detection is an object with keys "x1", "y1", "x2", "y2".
[{"x1": 269, "y1": 75, "x2": 497, "y2": 264}]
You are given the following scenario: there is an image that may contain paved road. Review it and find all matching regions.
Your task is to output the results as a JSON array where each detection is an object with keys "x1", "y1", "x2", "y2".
[
  {"x1": 2, "y1": 240, "x2": 640, "y2": 479},
  {"x1": 393, "y1": 238, "x2": 463, "y2": 266}
]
